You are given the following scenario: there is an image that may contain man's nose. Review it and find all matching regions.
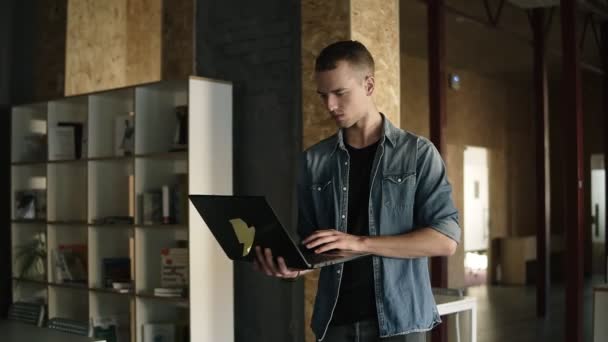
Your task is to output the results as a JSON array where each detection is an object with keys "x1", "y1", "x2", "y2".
[{"x1": 325, "y1": 95, "x2": 338, "y2": 112}]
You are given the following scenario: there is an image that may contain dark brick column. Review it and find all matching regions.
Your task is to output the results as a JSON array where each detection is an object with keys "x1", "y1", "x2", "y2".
[{"x1": 196, "y1": 1, "x2": 303, "y2": 341}]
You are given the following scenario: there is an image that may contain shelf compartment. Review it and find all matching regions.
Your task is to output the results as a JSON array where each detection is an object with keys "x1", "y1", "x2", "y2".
[
  {"x1": 47, "y1": 224, "x2": 88, "y2": 285},
  {"x1": 48, "y1": 162, "x2": 87, "y2": 222},
  {"x1": 88, "y1": 88, "x2": 135, "y2": 159},
  {"x1": 48, "y1": 286, "x2": 89, "y2": 321},
  {"x1": 11, "y1": 223, "x2": 46, "y2": 281},
  {"x1": 135, "y1": 297, "x2": 189, "y2": 342},
  {"x1": 47, "y1": 96, "x2": 88, "y2": 161},
  {"x1": 11, "y1": 103, "x2": 47, "y2": 163},
  {"x1": 134, "y1": 227, "x2": 187, "y2": 293},
  {"x1": 135, "y1": 81, "x2": 188, "y2": 155},
  {"x1": 88, "y1": 226, "x2": 133, "y2": 289},
  {"x1": 88, "y1": 159, "x2": 135, "y2": 224},
  {"x1": 135, "y1": 158, "x2": 187, "y2": 225},
  {"x1": 11, "y1": 278, "x2": 47, "y2": 305},
  {"x1": 89, "y1": 292, "x2": 133, "y2": 342},
  {"x1": 11, "y1": 164, "x2": 46, "y2": 221}
]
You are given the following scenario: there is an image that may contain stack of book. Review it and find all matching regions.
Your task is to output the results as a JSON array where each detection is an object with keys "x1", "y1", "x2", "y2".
[
  {"x1": 153, "y1": 287, "x2": 184, "y2": 298},
  {"x1": 160, "y1": 247, "x2": 188, "y2": 288}
]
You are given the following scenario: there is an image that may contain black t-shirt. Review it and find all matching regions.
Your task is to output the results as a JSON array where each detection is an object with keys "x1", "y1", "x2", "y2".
[{"x1": 330, "y1": 141, "x2": 379, "y2": 326}]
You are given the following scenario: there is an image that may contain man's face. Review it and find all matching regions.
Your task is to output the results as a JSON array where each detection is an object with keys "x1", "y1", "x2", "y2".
[{"x1": 315, "y1": 61, "x2": 373, "y2": 128}]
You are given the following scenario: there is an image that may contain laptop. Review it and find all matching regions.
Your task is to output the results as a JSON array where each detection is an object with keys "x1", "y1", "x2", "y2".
[{"x1": 189, "y1": 194, "x2": 369, "y2": 269}]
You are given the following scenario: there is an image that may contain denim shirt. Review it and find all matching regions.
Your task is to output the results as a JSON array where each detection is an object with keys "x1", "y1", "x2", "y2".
[{"x1": 297, "y1": 115, "x2": 461, "y2": 340}]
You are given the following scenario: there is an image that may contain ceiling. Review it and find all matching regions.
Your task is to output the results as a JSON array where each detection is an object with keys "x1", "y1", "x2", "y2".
[{"x1": 400, "y1": 0, "x2": 604, "y2": 81}]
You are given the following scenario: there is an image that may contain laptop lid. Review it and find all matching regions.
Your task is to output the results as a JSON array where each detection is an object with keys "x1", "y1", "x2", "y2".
[
  {"x1": 189, "y1": 195, "x2": 369, "y2": 269},
  {"x1": 189, "y1": 195, "x2": 310, "y2": 269}
]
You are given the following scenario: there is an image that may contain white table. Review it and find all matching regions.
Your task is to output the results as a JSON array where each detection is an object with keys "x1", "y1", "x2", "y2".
[
  {"x1": 0, "y1": 320, "x2": 106, "y2": 342},
  {"x1": 593, "y1": 284, "x2": 608, "y2": 342},
  {"x1": 435, "y1": 294, "x2": 477, "y2": 342}
]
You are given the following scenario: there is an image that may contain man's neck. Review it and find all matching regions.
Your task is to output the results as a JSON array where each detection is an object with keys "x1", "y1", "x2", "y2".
[{"x1": 344, "y1": 110, "x2": 383, "y2": 149}]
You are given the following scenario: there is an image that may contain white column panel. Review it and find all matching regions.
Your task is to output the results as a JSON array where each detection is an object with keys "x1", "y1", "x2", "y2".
[{"x1": 188, "y1": 77, "x2": 233, "y2": 342}]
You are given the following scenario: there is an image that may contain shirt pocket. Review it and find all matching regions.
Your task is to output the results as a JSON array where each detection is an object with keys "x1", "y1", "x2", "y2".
[
  {"x1": 311, "y1": 179, "x2": 334, "y2": 224},
  {"x1": 381, "y1": 172, "x2": 416, "y2": 210}
]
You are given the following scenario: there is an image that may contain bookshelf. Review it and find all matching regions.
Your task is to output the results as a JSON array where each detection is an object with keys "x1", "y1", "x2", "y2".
[{"x1": 9, "y1": 77, "x2": 234, "y2": 342}]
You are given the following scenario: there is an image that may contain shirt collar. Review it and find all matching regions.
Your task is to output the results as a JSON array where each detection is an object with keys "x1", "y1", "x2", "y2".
[{"x1": 332, "y1": 113, "x2": 396, "y2": 154}]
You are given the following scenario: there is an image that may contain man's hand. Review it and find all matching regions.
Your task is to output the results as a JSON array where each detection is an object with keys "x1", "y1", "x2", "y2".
[
  {"x1": 302, "y1": 229, "x2": 366, "y2": 254},
  {"x1": 253, "y1": 246, "x2": 302, "y2": 279}
]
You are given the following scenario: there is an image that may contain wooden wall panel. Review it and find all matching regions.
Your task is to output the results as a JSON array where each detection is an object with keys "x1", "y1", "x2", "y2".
[
  {"x1": 65, "y1": 0, "x2": 162, "y2": 96},
  {"x1": 126, "y1": 0, "x2": 162, "y2": 85},
  {"x1": 351, "y1": 0, "x2": 400, "y2": 126},
  {"x1": 301, "y1": 0, "x2": 350, "y2": 150}
]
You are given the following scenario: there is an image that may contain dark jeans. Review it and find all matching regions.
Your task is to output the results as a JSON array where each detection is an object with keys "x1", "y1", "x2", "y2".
[{"x1": 323, "y1": 320, "x2": 426, "y2": 342}]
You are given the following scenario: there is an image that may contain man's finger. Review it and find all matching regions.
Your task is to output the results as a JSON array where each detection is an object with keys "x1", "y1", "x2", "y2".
[
  {"x1": 306, "y1": 235, "x2": 339, "y2": 249},
  {"x1": 302, "y1": 229, "x2": 337, "y2": 243},
  {"x1": 276, "y1": 257, "x2": 295, "y2": 276},
  {"x1": 255, "y1": 246, "x2": 272, "y2": 276},
  {"x1": 264, "y1": 248, "x2": 279, "y2": 275},
  {"x1": 315, "y1": 242, "x2": 339, "y2": 254}
]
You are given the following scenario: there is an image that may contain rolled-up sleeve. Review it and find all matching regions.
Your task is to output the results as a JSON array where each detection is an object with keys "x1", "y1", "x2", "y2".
[{"x1": 414, "y1": 139, "x2": 461, "y2": 243}]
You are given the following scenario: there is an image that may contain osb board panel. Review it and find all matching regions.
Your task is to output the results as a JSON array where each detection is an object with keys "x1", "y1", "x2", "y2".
[
  {"x1": 301, "y1": 0, "x2": 350, "y2": 150},
  {"x1": 351, "y1": 0, "x2": 400, "y2": 126},
  {"x1": 301, "y1": 1, "x2": 349, "y2": 340},
  {"x1": 402, "y1": 55, "x2": 540, "y2": 285},
  {"x1": 126, "y1": 0, "x2": 162, "y2": 85},
  {"x1": 34, "y1": 0, "x2": 67, "y2": 100},
  {"x1": 162, "y1": 0, "x2": 194, "y2": 80},
  {"x1": 66, "y1": 0, "x2": 161, "y2": 96}
]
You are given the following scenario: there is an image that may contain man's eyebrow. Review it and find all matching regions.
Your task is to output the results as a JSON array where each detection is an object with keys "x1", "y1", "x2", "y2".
[{"x1": 316, "y1": 87, "x2": 347, "y2": 95}]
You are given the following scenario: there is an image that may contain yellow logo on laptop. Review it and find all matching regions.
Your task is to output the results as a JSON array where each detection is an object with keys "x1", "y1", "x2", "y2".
[{"x1": 229, "y1": 218, "x2": 256, "y2": 256}]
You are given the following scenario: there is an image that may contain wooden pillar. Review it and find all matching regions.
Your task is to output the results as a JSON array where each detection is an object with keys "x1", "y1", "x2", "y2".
[
  {"x1": 560, "y1": 0, "x2": 585, "y2": 341},
  {"x1": 531, "y1": 8, "x2": 550, "y2": 318},
  {"x1": 428, "y1": 0, "x2": 448, "y2": 341}
]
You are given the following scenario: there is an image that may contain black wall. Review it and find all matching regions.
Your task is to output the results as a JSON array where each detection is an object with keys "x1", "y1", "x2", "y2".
[
  {"x1": 0, "y1": 0, "x2": 14, "y2": 319},
  {"x1": 196, "y1": 1, "x2": 304, "y2": 341}
]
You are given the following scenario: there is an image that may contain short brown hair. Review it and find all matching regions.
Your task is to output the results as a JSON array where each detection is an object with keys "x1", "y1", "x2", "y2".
[{"x1": 314, "y1": 40, "x2": 375, "y2": 74}]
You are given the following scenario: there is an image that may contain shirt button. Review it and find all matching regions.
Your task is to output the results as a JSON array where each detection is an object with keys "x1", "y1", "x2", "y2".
[
  {"x1": 341, "y1": 214, "x2": 346, "y2": 219},
  {"x1": 337, "y1": 269, "x2": 341, "y2": 275},
  {"x1": 317, "y1": 187, "x2": 321, "y2": 191},
  {"x1": 344, "y1": 162, "x2": 348, "y2": 165},
  {"x1": 342, "y1": 187, "x2": 347, "y2": 191},
  {"x1": 398, "y1": 178, "x2": 402, "y2": 182}
]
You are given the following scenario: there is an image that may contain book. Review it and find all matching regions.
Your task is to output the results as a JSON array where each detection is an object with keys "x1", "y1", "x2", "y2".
[
  {"x1": 153, "y1": 287, "x2": 184, "y2": 297},
  {"x1": 58, "y1": 121, "x2": 84, "y2": 159},
  {"x1": 49, "y1": 125, "x2": 76, "y2": 160},
  {"x1": 114, "y1": 114, "x2": 134, "y2": 156},
  {"x1": 142, "y1": 191, "x2": 162, "y2": 224},
  {"x1": 160, "y1": 248, "x2": 188, "y2": 288},
  {"x1": 54, "y1": 244, "x2": 87, "y2": 284},
  {"x1": 162, "y1": 185, "x2": 170, "y2": 224},
  {"x1": 101, "y1": 257, "x2": 131, "y2": 288}
]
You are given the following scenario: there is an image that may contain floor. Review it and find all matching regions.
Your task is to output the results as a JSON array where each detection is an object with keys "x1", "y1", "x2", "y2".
[{"x1": 466, "y1": 276, "x2": 604, "y2": 342}]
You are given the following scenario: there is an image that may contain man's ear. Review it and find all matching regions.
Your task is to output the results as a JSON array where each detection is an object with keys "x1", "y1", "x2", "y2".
[{"x1": 365, "y1": 75, "x2": 375, "y2": 96}]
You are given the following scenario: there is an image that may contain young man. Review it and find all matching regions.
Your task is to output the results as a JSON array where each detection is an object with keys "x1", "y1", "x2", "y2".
[{"x1": 254, "y1": 41, "x2": 460, "y2": 342}]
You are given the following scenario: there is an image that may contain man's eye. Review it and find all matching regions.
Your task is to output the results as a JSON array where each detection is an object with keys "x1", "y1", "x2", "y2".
[{"x1": 336, "y1": 92, "x2": 345, "y2": 97}]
